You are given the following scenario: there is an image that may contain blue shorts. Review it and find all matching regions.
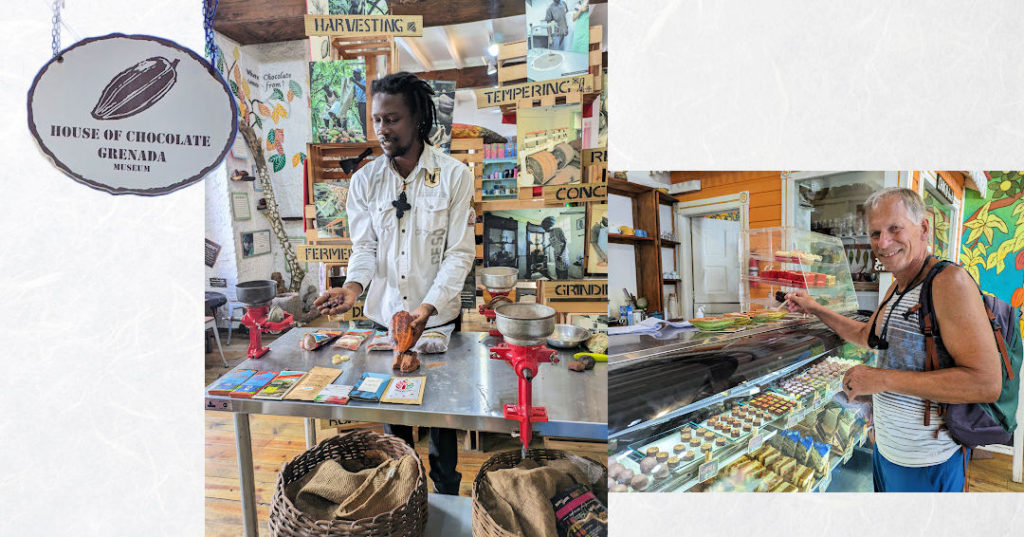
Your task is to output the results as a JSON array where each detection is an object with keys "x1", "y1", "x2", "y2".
[{"x1": 873, "y1": 447, "x2": 968, "y2": 492}]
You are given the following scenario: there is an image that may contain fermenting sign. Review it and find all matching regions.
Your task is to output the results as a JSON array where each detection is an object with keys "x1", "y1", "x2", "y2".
[{"x1": 27, "y1": 34, "x2": 237, "y2": 196}]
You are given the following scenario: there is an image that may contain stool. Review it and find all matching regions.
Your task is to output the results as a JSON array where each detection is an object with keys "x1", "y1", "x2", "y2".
[
  {"x1": 226, "y1": 300, "x2": 244, "y2": 345},
  {"x1": 206, "y1": 315, "x2": 228, "y2": 367}
]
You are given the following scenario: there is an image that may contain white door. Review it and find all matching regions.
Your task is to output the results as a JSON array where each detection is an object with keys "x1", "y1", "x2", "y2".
[{"x1": 691, "y1": 217, "x2": 741, "y2": 315}]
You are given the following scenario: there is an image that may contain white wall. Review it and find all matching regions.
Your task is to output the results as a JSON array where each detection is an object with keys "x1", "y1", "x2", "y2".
[
  {"x1": 460, "y1": 90, "x2": 515, "y2": 137},
  {"x1": 608, "y1": 193, "x2": 635, "y2": 315}
]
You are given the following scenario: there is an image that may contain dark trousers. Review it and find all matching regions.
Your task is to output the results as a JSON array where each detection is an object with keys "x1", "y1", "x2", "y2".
[{"x1": 384, "y1": 424, "x2": 462, "y2": 495}]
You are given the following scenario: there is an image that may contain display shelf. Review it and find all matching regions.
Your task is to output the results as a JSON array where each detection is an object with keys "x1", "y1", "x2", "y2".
[
  {"x1": 483, "y1": 157, "x2": 517, "y2": 164},
  {"x1": 663, "y1": 278, "x2": 680, "y2": 283},
  {"x1": 609, "y1": 233, "x2": 654, "y2": 244},
  {"x1": 658, "y1": 191, "x2": 677, "y2": 206},
  {"x1": 748, "y1": 253, "x2": 845, "y2": 268},
  {"x1": 660, "y1": 238, "x2": 680, "y2": 247},
  {"x1": 742, "y1": 227, "x2": 859, "y2": 315}
]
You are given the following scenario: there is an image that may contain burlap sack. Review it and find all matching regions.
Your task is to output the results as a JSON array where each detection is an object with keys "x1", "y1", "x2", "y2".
[
  {"x1": 478, "y1": 458, "x2": 594, "y2": 537},
  {"x1": 285, "y1": 455, "x2": 418, "y2": 521}
]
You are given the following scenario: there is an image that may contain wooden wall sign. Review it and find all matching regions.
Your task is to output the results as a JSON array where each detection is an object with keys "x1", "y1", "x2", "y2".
[
  {"x1": 475, "y1": 74, "x2": 593, "y2": 108},
  {"x1": 296, "y1": 244, "x2": 353, "y2": 264},
  {"x1": 582, "y1": 147, "x2": 607, "y2": 166},
  {"x1": 541, "y1": 280, "x2": 608, "y2": 301},
  {"x1": 936, "y1": 174, "x2": 955, "y2": 203},
  {"x1": 27, "y1": 34, "x2": 237, "y2": 196},
  {"x1": 543, "y1": 182, "x2": 607, "y2": 204},
  {"x1": 338, "y1": 301, "x2": 368, "y2": 321},
  {"x1": 304, "y1": 15, "x2": 423, "y2": 36},
  {"x1": 205, "y1": 239, "x2": 222, "y2": 267}
]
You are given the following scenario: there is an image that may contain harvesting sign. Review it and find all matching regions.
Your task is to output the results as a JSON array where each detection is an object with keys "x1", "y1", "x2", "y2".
[{"x1": 27, "y1": 34, "x2": 237, "y2": 196}]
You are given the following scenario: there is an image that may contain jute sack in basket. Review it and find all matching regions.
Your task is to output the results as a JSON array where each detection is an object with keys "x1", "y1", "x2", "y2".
[
  {"x1": 472, "y1": 449, "x2": 607, "y2": 537},
  {"x1": 284, "y1": 455, "x2": 419, "y2": 521},
  {"x1": 268, "y1": 430, "x2": 427, "y2": 537}
]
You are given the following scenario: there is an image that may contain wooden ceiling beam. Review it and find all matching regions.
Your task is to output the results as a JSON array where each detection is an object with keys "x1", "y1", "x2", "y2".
[
  {"x1": 396, "y1": 37, "x2": 434, "y2": 71},
  {"x1": 213, "y1": 0, "x2": 606, "y2": 45},
  {"x1": 441, "y1": 26, "x2": 465, "y2": 69}
]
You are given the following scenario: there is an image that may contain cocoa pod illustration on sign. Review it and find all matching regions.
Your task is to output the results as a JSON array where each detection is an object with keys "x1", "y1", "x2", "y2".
[{"x1": 91, "y1": 56, "x2": 180, "y2": 120}]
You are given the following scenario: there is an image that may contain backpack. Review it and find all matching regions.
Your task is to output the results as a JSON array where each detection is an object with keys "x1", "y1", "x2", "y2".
[{"x1": 913, "y1": 259, "x2": 1023, "y2": 448}]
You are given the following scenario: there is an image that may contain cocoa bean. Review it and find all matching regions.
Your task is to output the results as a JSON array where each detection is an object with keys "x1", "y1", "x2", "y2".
[{"x1": 92, "y1": 56, "x2": 180, "y2": 120}]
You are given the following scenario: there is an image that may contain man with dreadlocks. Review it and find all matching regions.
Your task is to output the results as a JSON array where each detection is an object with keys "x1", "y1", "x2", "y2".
[{"x1": 314, "y1": 72, "x2": 475, "y2": 495}]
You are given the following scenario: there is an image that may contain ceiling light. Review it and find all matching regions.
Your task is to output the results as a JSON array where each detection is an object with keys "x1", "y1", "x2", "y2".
[{"x1": 487, "y1": 43, "x2": 499, "y2": 57}]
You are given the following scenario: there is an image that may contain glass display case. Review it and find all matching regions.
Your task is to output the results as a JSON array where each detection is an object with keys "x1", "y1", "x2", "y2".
[
  {"x1": 608, "y1": 317, "x2": 876, "y2": 493},
  {"x1": 741, "y1": 227, "x2": 859, "y2": 314}
]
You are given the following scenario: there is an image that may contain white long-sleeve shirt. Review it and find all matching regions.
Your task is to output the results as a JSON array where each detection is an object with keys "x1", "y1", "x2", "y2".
[{"x1": 345, "y1": 144, "x2": 476, "y2": 328}]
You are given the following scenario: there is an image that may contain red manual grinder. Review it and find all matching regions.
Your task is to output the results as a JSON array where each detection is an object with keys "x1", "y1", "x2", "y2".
[
  {"x1": 489, "y1": 303, "x2": 558, "y2": 456},
  {"x1": 478, "y1": 267, "x2": 518, "y2": 337},
  {"x1": 236, "y1": 280, "x2": 295, "y2": 359}
]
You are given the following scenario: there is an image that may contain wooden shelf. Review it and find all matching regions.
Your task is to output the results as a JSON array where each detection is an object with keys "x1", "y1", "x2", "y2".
[
  {"x1": 660, "y1": 238, "x2": 680, "y2": 247},
  {"x1": 658, "y1": 191, "x2": 677, "y2": 206},
  {"x1": 663, "y1": 278, "x2": 680, "y2": 283},
  {"x1": 608, "y1": 177, "x2": 654, "y2": 197},
  {"x1": 609, "y1": 233, "x2": 654, "y2": 244}
]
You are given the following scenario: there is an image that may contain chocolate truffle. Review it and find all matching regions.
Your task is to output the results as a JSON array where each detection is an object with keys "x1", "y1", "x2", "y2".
[
  {"x1": 618, "y1": 468, "x2": 635, "y2": 484},
  {"x1": 689, "y1": 437, "x2": 701, "y2": 447},
  {"x1": 630, "y1": 474, "x2": 650, "y2": 492},
  {"x1": 715, "y1": 437, "x2": 727, "y2": 447},
  {"x1": 673, "y1": 444, "x2": 686, "y2": 454},
  {"x1": 681, "y1": 450, "x2": 695, "y2": 461},
  {"x1": 611, "y1": 483, "x2": 629, "y2": 493},
  {"x1": 646, "y1": 447, "x2": 659, "y2": 457},
  {"x1": 640, "y1": 456, "x2": 658, "y2": 475},
  {"x1": 701, "y1": 442, "x2": 713, "y2": 453},
  {"x1": 653, "y1": 465, "x2": 670, "y2": 480},
  {"x1": 656, "y1": 452, "x2": 669, "y2": 463},
  {"x1": 667, "y1": 456, "x2": 680, "y2": 469}
]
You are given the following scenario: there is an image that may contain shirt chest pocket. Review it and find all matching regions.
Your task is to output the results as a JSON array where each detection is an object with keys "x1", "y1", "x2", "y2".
[
  {"x1": 414, "y1": 198, "x2": 449, "y2": 239},
  {"x1": 372, "y1": 201, "x2": 398, "y2": 235}
]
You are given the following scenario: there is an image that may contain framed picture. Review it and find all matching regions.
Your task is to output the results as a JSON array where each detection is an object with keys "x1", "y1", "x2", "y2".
[
  {"x1": 426, "y1": 80, "x2": 456, "y2": 154},
  {"x1": 517, "y1": 103, "x2": 583, "y2": 187},
  {"x1": 231, "y1": 191, "x2": 251, "y2": 221},
  {"x1": 240, "y1": 230, "x2": 272, "y2": 258},
  {"x1": 483, "y1": 207, "x2": 586, "y2": 280},
  {"x1": 204, "y1": 239, "x2": 221, "y2": 268},
  {"x1": 525, "y1": 0, "x2": 591, "y2": 82},
  {"x1": 585, "y1": 203, "x2": 608, "y2": 275},
  {"x1": 309, "y1": 59, "x2": 367, "y2": 143},
  {"x1": 312, "y1": 181, "x2": 351, "y2": 239}
]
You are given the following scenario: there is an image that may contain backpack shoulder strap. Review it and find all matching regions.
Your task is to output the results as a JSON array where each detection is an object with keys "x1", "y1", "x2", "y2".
[{"x1": 917, "y1": 259, "x2": 952, "y2": 426}]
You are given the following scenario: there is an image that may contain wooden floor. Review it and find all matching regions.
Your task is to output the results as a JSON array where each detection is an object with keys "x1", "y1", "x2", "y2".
[{"x1": 204, "y1": 321, "x2": 605, "y2": 536}]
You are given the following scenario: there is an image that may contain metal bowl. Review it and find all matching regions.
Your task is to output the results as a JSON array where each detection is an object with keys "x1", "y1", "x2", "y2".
[
  {"x1": 546, "y1": 324, "x2": 592, "y2": 349},
  {"x1": 479, "y1": 267, "x2": 518, "y2": 291},
  {"x1": 494, "y1": 303, "x2": 556, "y2": 346},
  {"x1": 236, "y1": 280, "x2": 278, "y2": 306}
]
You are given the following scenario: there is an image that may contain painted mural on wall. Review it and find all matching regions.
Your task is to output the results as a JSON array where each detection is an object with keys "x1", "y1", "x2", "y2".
[
  {"x1": 214, "y1": 39, "x2": 307, "y2": 291},
  {"x1": 959, "y1": 171, "x2": 1024, "y2": 331},
  {"x1": 310, "y1": 60, "x2": 367, "y2": 143}
]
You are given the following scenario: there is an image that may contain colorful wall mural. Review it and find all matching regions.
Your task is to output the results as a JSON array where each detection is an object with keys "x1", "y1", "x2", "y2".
[{"x1": 959, "y1": 171, "x2": 1024, "y2": 332}]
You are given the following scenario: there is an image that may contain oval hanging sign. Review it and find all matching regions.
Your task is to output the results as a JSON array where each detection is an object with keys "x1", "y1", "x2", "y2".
[{"x1": 27, "y1": 34, "x2": 237, "y2": 196}]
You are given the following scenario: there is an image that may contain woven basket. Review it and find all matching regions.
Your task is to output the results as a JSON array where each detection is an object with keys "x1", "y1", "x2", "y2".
[
  {"x1": 268, "y1": 430, "x2": 428, "y2": 537},
  {"x1": 471, "y1": 449, "x2": 608, "y2": 537}
]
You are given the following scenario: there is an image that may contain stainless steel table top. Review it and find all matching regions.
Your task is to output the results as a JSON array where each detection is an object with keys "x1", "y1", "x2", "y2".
[{"x1": 205, "y1": 328, "x2": 607, "y2": 440}]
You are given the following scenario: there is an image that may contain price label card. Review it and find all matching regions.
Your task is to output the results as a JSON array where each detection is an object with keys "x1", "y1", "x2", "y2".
[
  {"x1": 747, "y1": 433, "x2": 764, "y2": 453},
  {"x1": 819, "y1": 472, "x2": 832, "y2": 492},
  {"x1": 205, "y1": 398, "x2": 232, "y2": 412},
  {"x1": 786, "y1": 413, "x2": 801, "y2": 429},
  {"x1": 843, "y1": 450, "x2": 853, "y2": 464},
  {"x1": 698, "y1": 461, "x2": 719, "y2": 483}
]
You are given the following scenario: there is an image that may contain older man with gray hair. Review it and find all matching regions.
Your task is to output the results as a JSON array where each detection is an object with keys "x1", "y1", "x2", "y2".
[{"x1": 786, "y1": 187, "x2": 1001, "y2": 492}]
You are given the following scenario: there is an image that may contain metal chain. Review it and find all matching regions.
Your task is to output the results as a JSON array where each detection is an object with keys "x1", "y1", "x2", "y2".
[
  {"x1": 51, "y1": 0, "x2": 63, "y2": 58},
  {"x1": 203, "y1": 0, "x2": 219, "y2": 64}
]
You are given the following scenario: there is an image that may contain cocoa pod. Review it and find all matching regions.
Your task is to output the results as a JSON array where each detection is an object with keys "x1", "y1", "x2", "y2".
[
  {"x1": 92, "y1": 57, "x2": 180, "y2": 120},
  {"x1": 392, "y1": 350, "x2": 421, "y2": 373},
  {"x1": 391, "y1": 311, "x2": 424, "y2": 353}
]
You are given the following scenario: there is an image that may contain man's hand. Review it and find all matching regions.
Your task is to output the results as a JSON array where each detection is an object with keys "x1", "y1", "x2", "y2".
[
  {"x1": 842, "y1": 365, "x2": 888, "y2": 399},
  {"x1": 785, "y1": 290, "x2": 823, "y2": 315},
  {"x1": 313, "y1": 283, "x2": 361, "y2": 315},
  {"x1": 410, "y1": 303, "x2": 436, "y2": 332}
]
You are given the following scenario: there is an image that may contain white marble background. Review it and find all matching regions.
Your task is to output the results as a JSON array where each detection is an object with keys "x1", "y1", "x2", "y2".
[{"x1": 2, "y1": 1, "x2": 1024, "y2": 536}]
